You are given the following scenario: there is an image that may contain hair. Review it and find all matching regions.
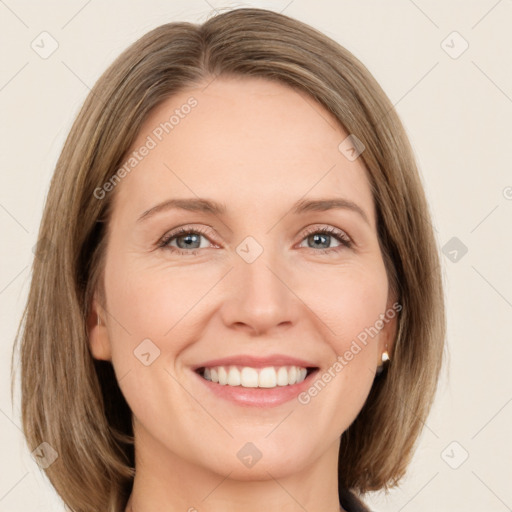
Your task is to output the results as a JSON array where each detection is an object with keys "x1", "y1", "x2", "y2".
[{"x1": 12, "y1": 7, "x2": 445, "y2": 512}]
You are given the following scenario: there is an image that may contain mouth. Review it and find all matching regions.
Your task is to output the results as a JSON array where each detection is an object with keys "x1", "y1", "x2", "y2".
[{"x1": 195, "y1": 365, "x2": 319, "y2": 389}]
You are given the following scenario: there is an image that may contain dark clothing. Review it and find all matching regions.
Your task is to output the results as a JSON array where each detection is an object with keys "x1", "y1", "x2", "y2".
[{"x1": 340, "y1": 488, "x2": 372, "y2": 512}]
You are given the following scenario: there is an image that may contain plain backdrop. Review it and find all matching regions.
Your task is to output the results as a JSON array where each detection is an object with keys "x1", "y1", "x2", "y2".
[{"x1": 1, "y1": 1, "x2": 511, "y2": 511}]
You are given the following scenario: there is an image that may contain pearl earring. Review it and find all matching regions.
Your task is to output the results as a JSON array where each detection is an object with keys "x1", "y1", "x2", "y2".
[{"x1": 376, "y1": 347, "x2": 390, "y2": 375}]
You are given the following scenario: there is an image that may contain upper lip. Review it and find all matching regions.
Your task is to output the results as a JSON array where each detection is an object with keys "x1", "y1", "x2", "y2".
[{"x1": 192, "y1": 354, "x2": 320, "y2": 371}]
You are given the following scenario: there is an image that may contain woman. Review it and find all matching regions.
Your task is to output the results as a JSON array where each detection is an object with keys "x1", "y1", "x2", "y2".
[{"x1": 13, "y1": 7, "x2": 445, "y2": 512}]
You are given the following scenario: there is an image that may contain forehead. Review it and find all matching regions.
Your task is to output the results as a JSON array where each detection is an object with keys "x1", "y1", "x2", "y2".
[{"x1": 111, "y1": 75, "x2": 375, "y2": 225}]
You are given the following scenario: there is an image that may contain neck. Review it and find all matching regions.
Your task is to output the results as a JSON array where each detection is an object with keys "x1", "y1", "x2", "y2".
[{"x1": 126, "y1": 422, "x2": 345, "y2": 512}]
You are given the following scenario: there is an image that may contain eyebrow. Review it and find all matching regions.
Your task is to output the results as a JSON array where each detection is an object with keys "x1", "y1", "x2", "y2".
[
  {"x1": 137, "y1": 197, "x2": 370, "y2": 225},
  {"x1": 137, "y1": 198, "x2": 226, "y2": 222},
  {"x1": 292, "y1": 198, "x2": 370, "y2": 225}
]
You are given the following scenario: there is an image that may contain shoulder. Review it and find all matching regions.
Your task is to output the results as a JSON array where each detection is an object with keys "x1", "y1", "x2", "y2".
[{"x1": 339, "y1": 488, "x2": 373, "y2": 512}]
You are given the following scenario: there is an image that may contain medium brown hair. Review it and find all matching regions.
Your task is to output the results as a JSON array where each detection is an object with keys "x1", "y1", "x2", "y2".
[{"x1": 12, "y1": 7, "x2": 445, "y2": 511}]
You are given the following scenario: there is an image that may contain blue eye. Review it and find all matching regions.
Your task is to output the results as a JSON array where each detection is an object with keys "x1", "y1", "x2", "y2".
[
  {"x1": 299, "y1": 226, "x2": 352, "y2": 253},
  {"x1": 158, "y1": 226, "x2": 213, "y2": 255},
  {"x1": 157, "y1": 225, "x2": 352, "y2": 256}
]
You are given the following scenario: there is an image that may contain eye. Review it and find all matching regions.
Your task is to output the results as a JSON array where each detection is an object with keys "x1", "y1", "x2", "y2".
[
  {"x1": 157, "y1": 224, "x2": 352, "y2": 256},
  {"x1": 298, "y1": 225, "x2": 352, "y2": 254},
  {"x1": 157, "y1": 225, "x2": 216, "y2": 256}
]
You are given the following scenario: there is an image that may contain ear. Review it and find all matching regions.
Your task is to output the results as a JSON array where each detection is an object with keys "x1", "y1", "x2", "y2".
[{"x1": 87, "y1": 293, "x2": 112, "y2": 361}]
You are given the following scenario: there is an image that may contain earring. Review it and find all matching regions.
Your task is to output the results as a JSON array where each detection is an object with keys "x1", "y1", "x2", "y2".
[
  {"x1": 97, "y1": 315, "x2": 101, "y2": 326},
  {"x1": 376, "y1": 347, "x2": 390, "y2": 375}
]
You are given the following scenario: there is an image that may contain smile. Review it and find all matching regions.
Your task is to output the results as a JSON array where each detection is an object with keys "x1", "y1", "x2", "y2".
[{"x1": 197, "y1": 365, "x2": 317, "y2": 388}]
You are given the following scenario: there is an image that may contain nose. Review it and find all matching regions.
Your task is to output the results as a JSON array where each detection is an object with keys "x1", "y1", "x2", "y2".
[{"x1": 219, "y1": 247, "x2": 300, "y2": 336}]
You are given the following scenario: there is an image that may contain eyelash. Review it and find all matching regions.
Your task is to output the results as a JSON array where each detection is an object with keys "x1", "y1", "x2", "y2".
[{"x1": 157, "y1": 225, "x2": 353, "y2": 256}]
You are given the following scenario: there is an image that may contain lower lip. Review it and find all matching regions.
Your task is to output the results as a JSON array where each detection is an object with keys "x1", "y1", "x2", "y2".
[{"x1": 193, "y1": 369, "x2": 319, "y2": 408}]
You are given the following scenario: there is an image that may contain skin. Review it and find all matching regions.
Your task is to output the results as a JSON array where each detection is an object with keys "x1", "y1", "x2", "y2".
[{"x1": 89, "y1": 75, "x2": 396, "y2": 512}]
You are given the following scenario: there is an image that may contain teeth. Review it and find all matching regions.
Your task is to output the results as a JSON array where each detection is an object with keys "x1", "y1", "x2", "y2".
[
  {"x1": 259, "y1": 367, "x2": 276, "y2": 388},
  {"x1": 227, "y1": 367, "x2": 240, "y2": 386},
  {"x1": 289, "y1": 366, "x2": 297, "y2": 384},
  {"x1": 276, "y1": 367, "x2": 289, "y2": 386},
  {"x1": 201, "y1": 365, "x2": 309, "y2": 388},
  {"x1": 241, "y1": 367, "x2": 259, "y2": 387},
  {"x1": 218, "y1": 366, "x2": 228, "y2": 385}
]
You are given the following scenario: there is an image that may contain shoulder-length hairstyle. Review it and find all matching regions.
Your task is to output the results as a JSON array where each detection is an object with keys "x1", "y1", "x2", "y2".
[{"x1": 12, "y1": 7, "x2": 445, "y2": 512}]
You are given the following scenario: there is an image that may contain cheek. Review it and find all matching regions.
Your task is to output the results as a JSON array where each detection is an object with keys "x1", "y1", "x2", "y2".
[
  {"x1": 294, "y1": 265, "x2": 389, "y2": 431},
  {"x1": 102, "y1": 254, "x2": 214, "y2": 427},
  {"x1": 299, "y1": 260, "x2": 389, "y2": 350},
  {"x1": 104, "y1": 251, "x2": 217, "y2": 348}
]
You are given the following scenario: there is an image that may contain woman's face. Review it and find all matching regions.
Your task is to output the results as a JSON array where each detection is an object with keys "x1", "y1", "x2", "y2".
[{"x1": 91, "y1": 76, "x2": 397, "y2": 481}]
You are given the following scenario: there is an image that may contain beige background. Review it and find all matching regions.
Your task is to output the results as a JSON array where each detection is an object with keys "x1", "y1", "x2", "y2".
[{"x1": 1, "y1": 1, "x2": 511, "y2": 511}]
